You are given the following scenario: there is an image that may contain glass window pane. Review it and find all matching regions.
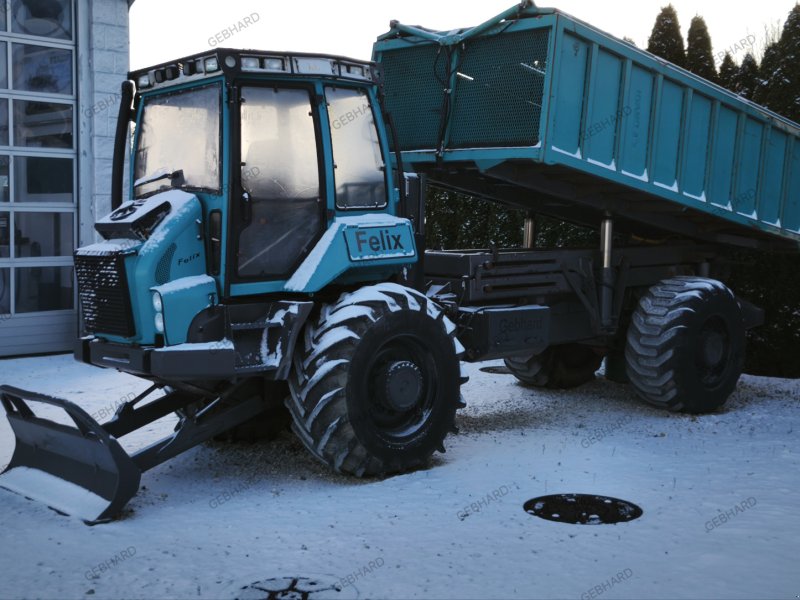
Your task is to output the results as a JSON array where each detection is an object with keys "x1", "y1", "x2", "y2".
[
  {"x1": 240, "y1": 88, "x2": 320, "y2": 199},
  {"x1": 13, "y1": 43, "x2": 72, "y2": 95},
  {"x1": 0, "y1": 211, "x2": 9, "y2": 256},
  {"x1": 13, "y1": 156, "x2": 73, "y2": 202},
  {"x1": 15, "y1": 266, "x2": 73, "y2": 313},
  {"x1": 0, "y1": 43, "x2": 7, "y2": 88},
  {"x1": 237, "y1": 87, "x2": 322, "y2": 278},
  {"x1": 0, "y1": 156, "x2": 8, "y2": 201},
  {"x1": 13, "y1": 100, "x2": 72, "y2": 148},
  {"x1": 134, "y1": 84, "x2": 220, "y2": 195},
  {"x1": 14, "y1": 212, "x2": 73, "y2": 257},
  {"x1": 0, "y1": 100, "x2": 8, "y2": 145},
  {"x1": 326, "y1": 87, "x2": 386, "y2": 209},
  {"x1": 0, "y1": 268, "x2": 9, "y2": 315},
  {"x1": 11, "y1": 0, "x2": 72, "y2": 40}
]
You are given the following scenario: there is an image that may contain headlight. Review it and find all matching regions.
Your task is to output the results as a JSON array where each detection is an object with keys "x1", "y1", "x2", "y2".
[
  {"x1": 154, "y1": 313, "x2": 165, "y2": 333},
  {"x1": 152, "y1": 292, "x2": 163, "y2": 313},
  {"x1": 137, "y1": 74, "x2": 151, "y2": 89}
]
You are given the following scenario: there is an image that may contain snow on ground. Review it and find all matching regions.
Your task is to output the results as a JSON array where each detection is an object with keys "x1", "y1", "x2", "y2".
[{"x1": 0, "y1": 353, "x2": 798, "y2": 600}]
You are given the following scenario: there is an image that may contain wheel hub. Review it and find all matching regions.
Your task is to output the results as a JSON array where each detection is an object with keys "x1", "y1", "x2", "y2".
[
  {"x1": 702, "y1": 331, "x2": 726, "y2": 366},
  {"x1": 378, "y1": 361, "x2": 423, "y2": 411}
]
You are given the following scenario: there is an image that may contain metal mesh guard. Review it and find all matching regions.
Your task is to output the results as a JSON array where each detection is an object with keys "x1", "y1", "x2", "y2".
[
  {"x1": 379, "y1": 27, "x2": 550, "y2": 151},
  {"x1": 450, "y1": 29, "x2": 550, "y2": 148},
  {"x1": 75, "y1": 253, "x2": 136, "y2": 338},
  {"x1": 380, "y1": 43, "x2": 446, "y2": 151}
]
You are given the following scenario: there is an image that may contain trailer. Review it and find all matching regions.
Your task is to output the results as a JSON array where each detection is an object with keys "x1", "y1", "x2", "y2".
[
  {"x1": 0, "y1": 2, "x2": 793, "y2": 523},
  {"x1": 374, "y1": 1, "x2": 800, "y2": 249}
]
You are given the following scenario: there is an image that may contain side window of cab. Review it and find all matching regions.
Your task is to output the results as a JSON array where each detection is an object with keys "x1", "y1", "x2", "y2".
[{"x1": 325, "y1": 87, "x2": 387, "y2": 210}]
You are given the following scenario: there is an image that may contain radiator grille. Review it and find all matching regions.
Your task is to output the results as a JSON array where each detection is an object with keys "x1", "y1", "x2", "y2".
[{"x1": 75, "y1": 253, "x2": 136, "y2": 338}]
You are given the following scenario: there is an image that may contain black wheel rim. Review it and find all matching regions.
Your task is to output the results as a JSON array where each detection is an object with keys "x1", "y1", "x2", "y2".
[
  {"x1": 695, "y1": 315, "x2": 731, "y2": 386},
  {"x1": 365, "y1": 333, "x2": 438, "y2": 442}
]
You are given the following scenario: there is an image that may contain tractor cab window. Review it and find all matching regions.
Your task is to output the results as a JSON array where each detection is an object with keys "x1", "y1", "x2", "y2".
[
  {"x1": 133, "y1": 83, "x2": 221, "y2": 198},
  {"x1": 326, "y1": 87, "x2": 387, "y2": 209},
  {"x1": 236, "y1": 87, "x2": 322, "y2": 278}
]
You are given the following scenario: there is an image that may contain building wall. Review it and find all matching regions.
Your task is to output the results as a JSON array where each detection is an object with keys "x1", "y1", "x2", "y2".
[
  {"x1": 0, "y1": 0, "x2": 130, "y2": 357},
  {"x1": 78, "y1": 0, "x2": 130, "y2": 249}
]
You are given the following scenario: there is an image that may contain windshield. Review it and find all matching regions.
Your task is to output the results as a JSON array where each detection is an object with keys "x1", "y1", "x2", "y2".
[{"x1": 133, "y1": 83, "x2": 221, "y2": 198}]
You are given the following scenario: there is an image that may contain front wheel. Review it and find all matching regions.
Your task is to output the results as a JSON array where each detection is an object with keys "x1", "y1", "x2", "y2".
[{"x1": 287, "y1": 283, "x2": 466, "y2": 477}]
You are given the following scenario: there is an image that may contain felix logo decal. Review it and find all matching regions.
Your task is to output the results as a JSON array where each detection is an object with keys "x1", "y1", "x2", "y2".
[
  {"x1": 354, "y1": 229, "x2": 405, "y2": 253},
  {"x1": 177, "y1": 252, "x2": 201, "y2": 267}
]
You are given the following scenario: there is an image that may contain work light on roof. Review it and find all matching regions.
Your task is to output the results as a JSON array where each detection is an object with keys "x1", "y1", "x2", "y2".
[
  {"x1": 204, "y1": 57, "x2": 220, "y2": 73},
  {"x1": 346, "y1": 64, "x2": 366, "y2": 77},
  {"x1": 241, "y1": 56, "x2": 260, "y2": 70},
  {"x1": 264, "y1": 57, "x2": 286, "y2": 71}
]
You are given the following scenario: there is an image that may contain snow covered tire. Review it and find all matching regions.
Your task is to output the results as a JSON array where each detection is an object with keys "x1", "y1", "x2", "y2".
[
  {"x1": 287, "y1": 283, "x2": 466, "y2": 477},
  {"x1": 625, "y1": 277, "x2": 745, "y2": 414}
]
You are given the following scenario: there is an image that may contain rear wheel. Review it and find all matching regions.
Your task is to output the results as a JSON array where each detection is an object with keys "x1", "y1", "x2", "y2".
[
  {"x1": 625, "y1": 277, "x2": 745, "y2": 414},
  {"x1": 287, "y1": 283, "x2": 466, "y2": 476},
  {"x1": 504, "y1": 344, "x2": 603, "y2": 389}
]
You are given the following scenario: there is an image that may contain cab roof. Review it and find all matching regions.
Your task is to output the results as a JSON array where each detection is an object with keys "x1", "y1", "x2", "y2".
[{"x1": 128, "y1": 49, "x2": 379, "y2": 92}]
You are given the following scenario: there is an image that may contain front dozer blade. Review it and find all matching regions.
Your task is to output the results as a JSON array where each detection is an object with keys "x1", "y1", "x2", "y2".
[{"x1": 0, "y1": 386, "x2": 141, "y2": 524}]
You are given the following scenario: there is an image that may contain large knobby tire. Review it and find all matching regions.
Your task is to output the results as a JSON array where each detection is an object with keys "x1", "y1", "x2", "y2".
[
  {"x1": 504, "y1": 344, "x2": 603, "y2": 389},
  {"x1": 287, "y1": 283, "x2": 466, "y2": 477},
  {"x1": 625, "y1": 277, "x2": 745, "y2": 414}
]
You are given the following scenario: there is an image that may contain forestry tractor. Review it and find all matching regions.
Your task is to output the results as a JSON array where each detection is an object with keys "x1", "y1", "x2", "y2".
[{"x1": 2, "y1": 1, "x2": 797, "y2": 522}]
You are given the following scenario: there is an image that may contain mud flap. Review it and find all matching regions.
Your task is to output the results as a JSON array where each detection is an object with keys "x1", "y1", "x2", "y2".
[{"x1": 0, "y1": 386, "x2": 141, "y2": 524}]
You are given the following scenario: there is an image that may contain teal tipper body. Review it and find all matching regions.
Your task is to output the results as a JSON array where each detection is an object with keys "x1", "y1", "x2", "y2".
[{"x1": 374, "y1": 4, "x2": 800, "y2": 247}]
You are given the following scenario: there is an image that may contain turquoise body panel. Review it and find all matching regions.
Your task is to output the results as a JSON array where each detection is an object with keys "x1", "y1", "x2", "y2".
[
  {"x1": 151, "y1": 275, "x2": 217, "y2": 345},
  {"x1": 373, "y1": 5, "x2": 800, "y2": 245}
]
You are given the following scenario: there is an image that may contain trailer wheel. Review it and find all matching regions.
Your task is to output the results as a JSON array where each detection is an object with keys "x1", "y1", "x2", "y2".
[
  {"x1": 625, "y1": 277, "x2": 745, "y2": 414},
  {"x1": 504, "y1": 344, "x2": 603, "y2": 389},
  {"x1": 287, "y1": 283, "x2": 466, "y2": 477}
]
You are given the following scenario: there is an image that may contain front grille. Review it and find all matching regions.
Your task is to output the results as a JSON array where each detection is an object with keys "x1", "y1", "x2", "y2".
[{"x1": 75, "y1": 253, "x2": 136, "y2": 337}]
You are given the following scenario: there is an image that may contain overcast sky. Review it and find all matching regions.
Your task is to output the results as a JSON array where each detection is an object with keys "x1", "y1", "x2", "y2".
[{"x1": 130, "y1": 0, "x2": 793, "y2": 69}]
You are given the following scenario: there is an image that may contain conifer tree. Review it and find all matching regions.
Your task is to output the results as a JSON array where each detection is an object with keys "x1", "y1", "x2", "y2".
[
  {"x1": 754, "y1": 43, "x2": 780, "y2": 105},
  {"x1": 737, "y1": 52, "x2": 760, "y2": 99},
  {"x1": 686, "y1": 16, "x2": 718, "y2": 82},
  {"x1": 767, "y1": 5, "x2": 800, "y2": 121},
  {"x1": 718, "y1": 53, "x2": 738, "y2": 91},
  {"x1": 647, "y1": 5, "x2": 686, "y2": 68}
]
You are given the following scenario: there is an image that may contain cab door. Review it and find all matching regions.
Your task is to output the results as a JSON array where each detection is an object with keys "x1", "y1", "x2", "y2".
[{"x1": 231, "y1": 85, "x2": 325, "y2": 282}]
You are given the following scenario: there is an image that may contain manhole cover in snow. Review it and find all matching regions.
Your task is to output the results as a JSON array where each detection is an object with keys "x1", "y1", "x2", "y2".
[
  {"x1": 479, "y1": 366, "x2": 512, "y2": 375},
  {"x1": 235, "y1": 576, "x2": 359, "y2": 600},
  {"x1": 524, "y1": 494, "x2": 643, "y2": 524}
]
